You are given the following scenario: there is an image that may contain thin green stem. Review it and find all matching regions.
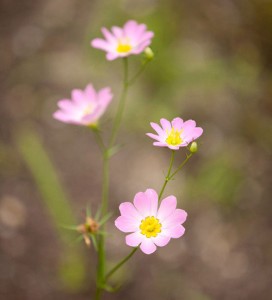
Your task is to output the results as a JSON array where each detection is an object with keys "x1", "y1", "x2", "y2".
[
  {"x1": 169, "y1": 153, "x2": 193, "y2": 180},
  {"x1": 95, "y1": 152, "x2": 109, "y2": 297},
  {"x1": 92, "y1": 127, "x2": 105, "y2": 153},
  {"x1": 94, "y1": 241, "x2": 137, "y2": 299},
  {"x1": 94, "y1": 58, "x2": 129, "y2": 300},
  {"x1": 105, "y1": 247, "x2": 138, "y2": 282},
  {"x1": 109, "y1": 58, "x2": 129, "y2": 148},
  {"x1": 127, "y1": 60, "x2": 149, "y2": 86},
  {"x1": 94, "y1": 56, "x2": 150, "y2": 300},
  {"x1": 158, "y1": 150, "x2": 175, "y2": 200},
  {"x1": 95, "y1": 287, "x2": 103, "y2": 300}
]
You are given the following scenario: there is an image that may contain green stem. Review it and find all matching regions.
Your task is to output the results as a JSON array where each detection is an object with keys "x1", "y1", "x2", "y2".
[
  {"x1": 95, "y1": 152, "x2": 109, "y2": 297},
  {"x1": 105, "y1": 247, "x2": 138, "y2": 282},
  {"x1": 92, "y1": 127, "x2": 105, "y2": 153},
  {"x1": 158, "y1": 150, "x2": 175, "y2": 200},
  {"x1": 127, "y1": 60, "x2": 149, "y2": 86},
  {"x1": 95, "y1": 287, "x2": 103, "y2": 300},
  {"x1": 94, "y1": 58, "x2": 129, "y2": 300},
  {"x1": 169, "y1": 153, "x2": 193, "y2": 180},
  {"x1": 93, "y1": 56, "x2": 150, "y2": 300},
  {"x1": 109, "y1": 58, "x2": 129, "y2": 148}
]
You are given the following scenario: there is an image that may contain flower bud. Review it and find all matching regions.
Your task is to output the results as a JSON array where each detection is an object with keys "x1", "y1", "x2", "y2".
[
  {"x1": 85, "y1": 217, "x2": 99, "y2": 233},
  {"x1": 144, "y1": 47, "x2": 154, "y2": 60},
  {"x1": 189, "y1": 141, "x2": 198, "y2": 153},
  {"x1": 77, "y1": 217, "x2": 99, "y2": 247}
]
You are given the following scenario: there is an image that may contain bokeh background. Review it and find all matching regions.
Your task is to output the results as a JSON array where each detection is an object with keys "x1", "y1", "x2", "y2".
[{"x1": 1, "y1": 0, "x2": 272, "y2": 299}]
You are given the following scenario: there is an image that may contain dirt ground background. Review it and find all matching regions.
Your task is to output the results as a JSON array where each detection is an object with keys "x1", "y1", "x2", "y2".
[{"x1": 1, "y1": 0, "x2": 272, "y2": 299}]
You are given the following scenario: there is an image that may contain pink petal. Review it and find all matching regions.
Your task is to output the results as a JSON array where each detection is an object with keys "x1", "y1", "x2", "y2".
[
  {"x1": 183, "y1": 125, "x2": 203, "y2": 144},
  {"x1": 133, "y1": 24, "x2": 147, "y2": 39},
  {"x1": 53, "y1": 111, "x2": 72, "y2": 122},
  {"x1": 146, "y1": 133, "x2": 161, "y2": 142},
  {"x1": 57, "y1": 100, "x2": 75, "y2": 113},
  {"x1": 160, "y1": 118, "x2": 171, "y2": 131},
  {"x1": 171, "y1": 117, "x2": 183, "y2": 130},
  {"x1": 164, "y1": 225, "x2": 185, "y2": 239},
  {"x1": 183, "y1": 120, "x2": 196, "y2": 131},
  {"x1": 71, "y1": 89, "x2": 88, "y2": 106},
  {"x1": 152, "y1": 235, "x2": 171, "y2": 247},
  {"x1": 157, "y1": 196, "x2": 177, "y2": 222},
  {"x1": 119, "y1": 202, "x2": 142, "y2": 221},
  {"x1": 150, "y1": 122, "x2": 164, "y2": 136},
  {"x1": 97, "y1": 87, "x2": 112, "y2": 105},
  {"x1": 132, "y1": 40, "x2": 152, "y2": 54},
  {"x1": 81, "y1": 112, "x2": 98, "y2": 125},
  {"x1": 91, "y1": 38, "x2": 111, "y2": 52},
  {"x1": 84, "y1": 84, "x2": 96, "y2": 102},
  {"x1": 115, "y1": 216, "x2": 139, "y2": 233},
  {"x1": 133, "y1": 189, "x2": 158, "y2": 217},
  {"x1": 91, "y1": 87, "x2": 112, "y2": 120},
  {"x1": 192, "y1": 127, "x2": 203, "y2": 139},
  {"x1": 167, "y1": 145, "x2": 180, "y2": 150},
  {"x1": 138, "y1": 31, "x2": 154, "y2": 43},
  {"x1": 101, "y1": 27, "x2": 116, "y2": 44},
  {"x1": 153, "y1": 142, "x2": 167, "y2": 147},
  {"x1": 112, "y1": 26, "x2": 124, "y2": 39},
  {"x1": 126, "y1": 231, "x2": 143, "y2": 247},
  {"x1": 106, "y1": 52, "x2": 119, "y2": 61},
  {"x1": 132, "y1": 40, "x2": 151, "y2": 54},
  {"x1": 145, "y1": 189, "x2": 158, "y2": 215},
  {"x1": 140, "y1": 238, "x2": 157, "y2": 254},
  {"x1": 163, "y1": 209, "x2": 188, "y2": 228},
  {"x1": 124, "y1": 20, "x2": 141, "y2": 37}
]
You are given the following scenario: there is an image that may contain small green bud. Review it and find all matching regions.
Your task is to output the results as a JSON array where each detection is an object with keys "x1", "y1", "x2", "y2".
[
  {"x1": 189, "y1": 141, "x2": 198, "y2": 153},
  {"x1": 144, "y1": 47, "x2": 154, "y2": 60}
]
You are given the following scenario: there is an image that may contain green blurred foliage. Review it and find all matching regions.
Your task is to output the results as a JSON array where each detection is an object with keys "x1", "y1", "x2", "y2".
[{"x1": 16, "y1": 128, "x2": 86, "y2": 291}]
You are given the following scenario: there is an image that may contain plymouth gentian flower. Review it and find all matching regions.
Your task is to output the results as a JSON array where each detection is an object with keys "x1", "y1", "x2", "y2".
[
  {"x1": 146, "y1": 117, "x2": 203, "y2": 150},
  {"x1": 115, "y1": 189, "x2": 187, "y2": 255},
  {"x1": 91, "y1": 20, "x2": 154, "y2": 60},
  {"x1": 53, "y1": 84, "x2": 112, "y2": 126}
]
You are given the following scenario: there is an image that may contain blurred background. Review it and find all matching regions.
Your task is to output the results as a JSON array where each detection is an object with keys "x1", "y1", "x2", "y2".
[{"x1": 1, "y1": 0, "x2": 272, "y2": 299}]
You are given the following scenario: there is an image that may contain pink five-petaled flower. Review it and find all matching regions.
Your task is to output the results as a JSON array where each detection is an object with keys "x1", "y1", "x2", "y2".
[
  {"x1": 115, "y1": 189, "x2": 187, "y2": 255},
  {"x1": 53, "y1": 84, "x2": 113, "y2": 126},
  {"x1": 146, "y1": 117, "x2": 203, "y2": 150},
  {"x1": 91, "y1": 20, "x2": 154, "y2": 61}
]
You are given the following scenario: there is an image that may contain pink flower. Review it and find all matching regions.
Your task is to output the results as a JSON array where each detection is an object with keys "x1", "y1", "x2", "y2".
[
  {"x1": 115, "y1": 189, "x2": 187, "y2": 255},
  {"x1": 91, "y1": 20, "x2": 154, "y2": 60},
  {"x1": 146, "y1": 117, "x2": 203, "y2": 150},
  {"x1": 53, "y1": 84, "x2": 112, "y2": 126}
]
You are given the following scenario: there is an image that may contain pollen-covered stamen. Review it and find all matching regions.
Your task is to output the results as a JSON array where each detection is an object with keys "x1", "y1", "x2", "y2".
[
  {"x1": 140, "y1": 216, "x2": 162, "y2": 238},
  {"x1": 165, "y1": 128, "x2": 183, "y2": 146}
]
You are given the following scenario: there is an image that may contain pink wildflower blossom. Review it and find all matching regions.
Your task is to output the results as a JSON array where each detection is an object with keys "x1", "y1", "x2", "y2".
[
  {"x1": 53, "y1": 84, "x2": 112, "y2": 126},
  {"x1": 91, "y1": 20, "x2": 154, "y2": 60},
  {"x1": 146, "y1": 117, "x2": 203, "y2": 150},
  {"x1": 115, "y1": 189, "x2": 187, "y2": 255}
]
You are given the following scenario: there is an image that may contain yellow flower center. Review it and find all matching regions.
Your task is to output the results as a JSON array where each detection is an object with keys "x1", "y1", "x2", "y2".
[
  {"x1": 116, "y1": 43, "x2": 132, "y2": 53},
  {"x1": 140, "y1": 216, "x2": 162, "y2": 238},
  {"x1": 83, "y1": 104, "x2": 95, "y2": 116},
  {"x1": 165, "y1": 128, "x2": 183, "y2": 146}
]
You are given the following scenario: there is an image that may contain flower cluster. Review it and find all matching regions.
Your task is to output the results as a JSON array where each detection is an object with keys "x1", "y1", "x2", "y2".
[{"x1": 53, "y1": 18, "x2": 204, "y2": 300}]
